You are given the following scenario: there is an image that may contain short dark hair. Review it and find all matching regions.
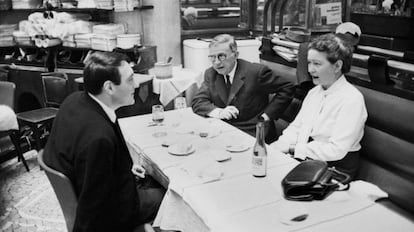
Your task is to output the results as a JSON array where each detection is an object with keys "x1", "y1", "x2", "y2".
[
  {"x1": 83, "y1": 51, "x2": 129, "y2": 95},
  {"x1": 308, "y1": 33, "x2": 353, "y2": 74},
  {"x1": 209, "y1": 34, "x2": 238, "y2": 52}
]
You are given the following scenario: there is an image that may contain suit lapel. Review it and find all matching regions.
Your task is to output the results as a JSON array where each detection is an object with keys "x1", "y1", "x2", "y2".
[
  {"x1": 214, "y1": 73, "x2": 228, "y2": 104},
  {"x1": 227, "y1": 64, "x2": 245, "y2": 105}
]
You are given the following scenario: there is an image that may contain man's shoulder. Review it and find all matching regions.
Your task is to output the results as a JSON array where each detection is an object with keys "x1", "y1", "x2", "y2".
[{"x1": 237, "y1": 59, "x2": 268, "y2": 73}]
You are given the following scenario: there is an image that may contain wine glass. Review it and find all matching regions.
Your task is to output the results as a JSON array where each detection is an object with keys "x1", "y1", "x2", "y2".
[{"x1": 152, "y1": 105, "x2": 167, "y2": 137}]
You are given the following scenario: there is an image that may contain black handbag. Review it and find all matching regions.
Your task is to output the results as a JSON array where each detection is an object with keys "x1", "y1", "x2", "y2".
[{"x1": 282, "y1": 160, "x2": 351, "y2": 201}]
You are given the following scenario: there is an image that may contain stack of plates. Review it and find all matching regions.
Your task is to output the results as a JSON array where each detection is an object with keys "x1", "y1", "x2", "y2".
[
  {"x1": 75, "y1": 33, "x2": 93, "y2": 48},
  {"x1": 93, "y1": 24, "x2": 126, "y2": 37},
  {"x1": 77, "y1": 0, "x2": 96, "y2": 8},
  {"x1": 95, "y1": 0, "x2": 114, "y2": 10},
  {"x1": 0, "y1": 24, "x2": 17, "y2": 47},
  {"x1": 62, "y1": 34, "x2": 76, "y2": 47},
  {"x1": 114, "y1": 0, "x2": 139, "y2": 12},
  {"x1": 13, "y1": 31, "x2": 33, "y2": 46},
  {"x1": 92, "y1": 34, "x2": 117, "y2": 51},
  {"x1": 11, "y1": 0, "x2": 42, "y2": 9},
  {"x1": 116, "y1": 34, "x2": 140, "y2": 49}
]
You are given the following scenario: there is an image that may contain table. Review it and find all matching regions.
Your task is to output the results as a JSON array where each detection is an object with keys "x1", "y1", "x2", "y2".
[
  {"x1": 119, "y1": 109, "x2": 414, "y2": 232},
  {"x1": 151, "y1": 67, "x2": 203, "y2": 107}
]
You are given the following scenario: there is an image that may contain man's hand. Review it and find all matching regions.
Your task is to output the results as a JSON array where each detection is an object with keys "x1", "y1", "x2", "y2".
[
  {"x1": 219, "y1": 106, "x2": 239, "y2": 120},
  {"x1": 131, "y1": 164, "x2": 146, "y2": 179}
]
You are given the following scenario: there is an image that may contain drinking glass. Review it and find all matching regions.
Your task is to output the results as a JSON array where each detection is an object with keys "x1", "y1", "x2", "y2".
[
  {"x1": 152, "y1": 105, "x2": 167, "y2": 137},
  {"x1": 152, "y1": 105, "x2": 164, "y2": 125},
  {"x1": 174, "y1": 96, "x2": 187, "y2": 110}
]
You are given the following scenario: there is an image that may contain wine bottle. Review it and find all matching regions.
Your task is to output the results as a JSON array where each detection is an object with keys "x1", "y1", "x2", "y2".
[{"x1": 252, "y1": 118, "x2": 267, "y2": 177}]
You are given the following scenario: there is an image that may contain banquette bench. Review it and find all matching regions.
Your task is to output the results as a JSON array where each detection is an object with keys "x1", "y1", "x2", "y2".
[{"x1": 268, "y1": 63, "x2": 414, "y2": 220}]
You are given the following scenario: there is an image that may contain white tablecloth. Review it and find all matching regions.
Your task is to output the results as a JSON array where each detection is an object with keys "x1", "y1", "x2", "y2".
[
  {"x1": 118, "y1": 109, "x2": 414, "y2": 232},
  {"x1": 152, "y1": 67, "x2": 203, "y2": 106}
]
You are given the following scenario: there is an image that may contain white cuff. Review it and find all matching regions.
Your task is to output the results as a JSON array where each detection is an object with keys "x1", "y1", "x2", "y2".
[
  {"x1": 208, "y1": 108, "x2": 222, "y2": 118},
  {"x1": 270, "y1": 140, "x2": 290, "y2": 154},
  {"x1": 261, "y1": 113, "x2": 270, "y2": 121},
  {"x1": 293, "y1": 143, "x2": 308, "y2": 160}
]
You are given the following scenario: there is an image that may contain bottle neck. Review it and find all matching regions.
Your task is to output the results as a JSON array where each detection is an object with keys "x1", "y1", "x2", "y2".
[{"x1": 256, "y1": 121, "x2": 265, "y2": 145}]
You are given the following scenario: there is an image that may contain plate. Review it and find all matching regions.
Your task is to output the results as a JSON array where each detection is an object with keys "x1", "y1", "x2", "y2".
[
  {"x1": 168, "y1": 144, "x2": 195, "y2": 156},
  {"x1": 213, "y1": 152, "x2": 231, "y2": 162},
  {"x1": 225, "y1": 144, "x2": 250, "y2": 153}
]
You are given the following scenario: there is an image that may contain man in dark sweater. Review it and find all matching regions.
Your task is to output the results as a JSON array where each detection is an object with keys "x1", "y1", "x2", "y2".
[{"x1": 43, "y1": 51, "x2": 165, "y2": 232}]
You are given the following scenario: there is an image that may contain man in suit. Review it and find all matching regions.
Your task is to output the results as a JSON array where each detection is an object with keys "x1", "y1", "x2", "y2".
[
  {"x1": 43, "y1": 52, "x2": 165, "y2": 232},
  {"x1": 192, "y1": 34, "x2": 295, "y2": 143}
]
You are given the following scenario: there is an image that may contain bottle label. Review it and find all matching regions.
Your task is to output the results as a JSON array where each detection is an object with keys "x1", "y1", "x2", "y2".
[{"x1": 252, "y1": 156, "x2": 267, "y2": 177}]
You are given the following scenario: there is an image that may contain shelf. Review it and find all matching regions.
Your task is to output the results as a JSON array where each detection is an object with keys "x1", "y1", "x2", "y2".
[{"x1": 5, "y1": 5, "x2": 153, "y2": 12}]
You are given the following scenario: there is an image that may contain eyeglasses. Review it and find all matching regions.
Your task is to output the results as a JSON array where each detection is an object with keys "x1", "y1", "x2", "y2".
[{"x1": 208, "y1": 53, "x2": 228, "y2": 62}]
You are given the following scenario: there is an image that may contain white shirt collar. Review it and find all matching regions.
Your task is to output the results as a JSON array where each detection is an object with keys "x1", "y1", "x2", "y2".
[
  {"x1": 226, "y1": 60, "x2": 238, "y2": 84},
  {"x1": 88, "y1": 93, "x2": 117, "y2": 123},
  {"x1": 319, "y1": 75, "x2": 347, "y2": 96}
]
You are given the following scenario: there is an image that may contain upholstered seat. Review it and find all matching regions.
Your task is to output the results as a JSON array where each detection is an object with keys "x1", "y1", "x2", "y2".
[
  {"x1": 41, "y1": 72, "x2": 70, "y2": 108},
  {"x1": 16, "y1": 72, "x2": 69, "y2": 151}
]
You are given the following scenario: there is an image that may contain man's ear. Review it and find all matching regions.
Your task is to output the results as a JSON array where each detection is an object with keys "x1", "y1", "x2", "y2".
[{"x1": 102, "y1": 80, "x2": 114, "y2": 95}]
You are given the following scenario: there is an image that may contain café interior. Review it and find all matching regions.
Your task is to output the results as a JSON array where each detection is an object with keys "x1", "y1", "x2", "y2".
[{"x1": 0, "y1": 0, "x2": 414, "y2": 231}]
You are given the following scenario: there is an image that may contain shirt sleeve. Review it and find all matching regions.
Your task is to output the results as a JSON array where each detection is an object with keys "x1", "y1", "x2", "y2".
[{"x1": 294, "y1": 95, "x2": 367, "y2": 161}]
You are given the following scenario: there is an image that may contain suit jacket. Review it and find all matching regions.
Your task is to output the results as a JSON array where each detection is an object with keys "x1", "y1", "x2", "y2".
[
  {"x1": 43, "y1": 92, "x2": 138, "y2": 232},
  {"x1": 192, "y1": 59, "x2": 295, "y2": 138}
]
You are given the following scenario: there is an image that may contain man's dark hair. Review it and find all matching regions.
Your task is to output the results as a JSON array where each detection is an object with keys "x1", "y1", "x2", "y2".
[{"x1": 83, "y1": 51, "x2": 129, "y2": 95}]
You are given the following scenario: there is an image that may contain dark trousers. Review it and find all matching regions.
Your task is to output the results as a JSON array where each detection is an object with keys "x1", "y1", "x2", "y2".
[
  {"x1": 134, "y1": 176, "x2": 166, "y2": 226},
  {"x1": 328, "y1": 150, "x2": 360, "y2": 181}
]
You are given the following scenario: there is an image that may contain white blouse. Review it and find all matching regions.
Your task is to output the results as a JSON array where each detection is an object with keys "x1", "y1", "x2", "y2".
[{"x1": 271, "y1": 76, "x2": 368, "y2": 161}]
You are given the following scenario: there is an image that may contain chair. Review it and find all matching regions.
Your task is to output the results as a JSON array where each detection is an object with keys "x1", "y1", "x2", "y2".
[
  {"x1": 15, "y1": 72, "x2": 70, "y2": 151},
  {"x1": 38, "y1": 150, "x2": 156, "y2": 232},
  {"x1": 41, "y1": 72, "x2": 70, "y2": 108},
  {"x1": 38, "y1": 150, "x2": 77, "y2": 232},
  {"x1": 0, "y1": 81, "x2": 29, "y2": 171}
]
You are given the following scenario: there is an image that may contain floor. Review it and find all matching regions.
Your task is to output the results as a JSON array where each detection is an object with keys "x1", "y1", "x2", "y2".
[{"x1": 0, "y1": 150, "x2": 67, "y2": 232}]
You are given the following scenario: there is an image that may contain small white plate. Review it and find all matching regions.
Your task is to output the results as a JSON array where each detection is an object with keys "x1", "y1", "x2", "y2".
[
  {"x1": 225, "y1": 144, "x2": 250, "y2": 153},
  {"x1": 168, "y1": 144, "x2": 195, "y2": 156},
  {"x1": 214, "y1": 152, "x2": 231, "y2": 162}
]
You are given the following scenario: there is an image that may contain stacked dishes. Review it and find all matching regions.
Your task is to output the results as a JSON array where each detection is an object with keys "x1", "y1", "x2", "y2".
[
  {"x1": 114, "y1": 0, "x2": 139, "y2": 12},
  {"x1": 116, "y1": 34, "x2": 141, "y2": 49},
  {"x1": 0, "y1": 24, "x2": 17, "y2": 47},
  {"x1": 95, "y1": 0, "x2": 114, "y2": 9},
  {"x1": 92, "y1": 24, "x2": 125, "y2": 51},
  {"x1": 13, "y1": 31, "x2": 32, "y2": 46},
  {"x1": 11, "y1": 0, "x2": 42, "y2": 9}
]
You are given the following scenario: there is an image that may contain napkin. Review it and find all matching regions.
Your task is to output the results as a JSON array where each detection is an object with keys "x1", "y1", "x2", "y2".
[
  {"x1": 174, "y1": 124, "x2": 195, "y2": 134},
  {"x1": 181, "y1": 154, "x2": 223, "y2": 182},
  {"x1": 349, "y1": 180, "x2": 389, "y2": 201},
  {"x1": 167, "y1": 154, "x2": 223, "y2": 195}
]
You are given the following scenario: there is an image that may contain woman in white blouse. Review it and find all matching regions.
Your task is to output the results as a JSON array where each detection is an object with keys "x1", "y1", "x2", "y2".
[{"x1": 271, "y1": 33, "x2": 368, "y2": 178}]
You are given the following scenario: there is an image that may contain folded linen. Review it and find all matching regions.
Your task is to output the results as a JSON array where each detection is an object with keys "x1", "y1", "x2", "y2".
[{"x1": 349, "y1": 180, "x2": 389, "y2": 201}]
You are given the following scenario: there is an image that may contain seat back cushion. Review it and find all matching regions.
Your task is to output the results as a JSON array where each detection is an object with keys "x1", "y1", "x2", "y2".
[{"x1": 356, "y1": 86, "x2": 414, "y2": 214}]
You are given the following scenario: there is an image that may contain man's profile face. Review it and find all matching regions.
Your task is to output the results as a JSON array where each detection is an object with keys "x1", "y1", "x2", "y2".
[
  {"x1": 111, "y1": 61, "x2": 136, "y2": 107},
  {"x1": 209, "y1": 42, "x2": 237, "y2": 76}
]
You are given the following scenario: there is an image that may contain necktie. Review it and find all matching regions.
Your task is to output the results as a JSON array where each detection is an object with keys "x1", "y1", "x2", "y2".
[{"x1": 225, "y1": 75, "x2": 231, "y2": 96}]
